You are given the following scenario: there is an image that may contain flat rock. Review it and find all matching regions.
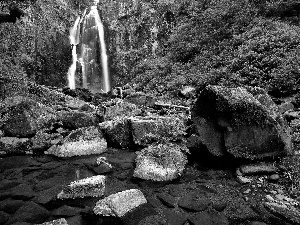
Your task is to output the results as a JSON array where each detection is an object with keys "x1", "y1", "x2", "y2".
[
  {"x1": 156, "y1": 193, "x2": 176, "y2": 208},
  {"x1": 239, "y1": 163, "x2": 277, "y2": 175},
  {"x1": 121, "y1": 203, "x2": 157, "y2": 225},
  {"x1": 264, "y1": 202, "x2": 300, "y2": 224},
  {"x1": 5, "y1": 201, "x2": 50, "y2": 224},
  {"x1": 0, "y1": 211, "x2": 9, "y2": 225},
  {"x1": 0, "y1": 198, "x2": 26, "y2": 214},
  {"x1": 130, "y1": 116, "x2": 186, "y2": 146},
  {"x1": 51, "y1": 205, "x2": 82, "y2": 216},
  {"x1": 58, "y1": 175, "x2": 106, "y2": 199},
  {"x1": 163, "y1": 208, "x2": 187, "y2": 225},
  {"x1": 133, "y1": 143, "x2": 188, "y2": 181},
  {"x1": 45, "y1": 126, "x2": 107, "y2": 157},
  {"x1": 93, "y1": 189, "x2": 147, "y2": 217},
  {"x1": 178, "y1": 194, "x2": 211, "y2": 212},
  {"x1": 188, "y1": 210, "x2": 229, "y2": 225}
]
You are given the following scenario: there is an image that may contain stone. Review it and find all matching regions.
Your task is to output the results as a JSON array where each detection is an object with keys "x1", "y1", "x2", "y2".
[
  {"x1": 6, "y1": 201, "x2": 50, "y2": 224},
  {"x1": 0, "y1": 211, "x2": 9, "y2": 225},
  {"x1": 0, "y1": 198, "x2": 26, "y2": 214},
  {"x1": 104, "y1": 99, "x2": 142, "y2": 120},
  {"x1": 57, "y1": 175, "x2": 106, "y2": 199},
  {"x1": 91, "y1": 157, "x2": 113, "y2": 174},
  {"x1": 0, "y1": 137, "x2": 31, "y2": 154},
  {"x1": 57, "y1": 110, "x2": 101, "y2": 130},
  {"x1": 191, "y1": 85, "x2": 292, "y2": 160},
  {"x1": 249, "y1": 222, "x2": 268, "y2": 225},
  {"x1": 156, "y1": 193, "x2": 176, "y2": 208},
  {"x1": 121, "y1": 203, "x2": 157, "y2": 225},
  {"x1": 188, "y1": 210, "x2": 229, "y2": 225},
  {"x1": 93, "y1": 189, "x2": 147, "y2": 217},
  {"x1": 239, "y1": 163, "x2": 277, "y2": 175},
  {"x1": 99, "y1": 117, "x2": 132, "y2": 148},
  {"x1": 178, "y1": 194, "x2": 211, "y2": 212},
  {"x1": 212, "y1": 201, "x2": 227, "y2": 212},
  {"x1": 130, "y1": 116, "x2": 186, "y2": 146},
  {"x1": 237, "y1": 175, "x2": 252, "y2": 184},
  {"x1": 51, "y1": 205, "x2": 82, "y2": 216},
  {"x1": 264, "y1": 202, "x2": 300, "y2": 224},
  {"x1": 125, "y1": 92, "x2": 156, "y2": 107},
  {"x1": 268, "y1": 174, "x2": 280, "y2": 181},
  {"x1": 66, "y1": 216, "x2": 83, "y2": 225},
  {"x1": 163, "y1": 208, "x2": 187, "y2": 225},
  {"x1": 33, "y1": 186, "x2": 63, "y2": 205},
  {"x1": 191, "y1": 117, "x2": 226, "y2": 156},
  {"x1": 8, "y1": 183, "x2": 36, "y2": 200},
  {"x1": 45, "y1": 126, "x2": 107, "y2": 157},
  {"x1": 133, "y1": 143, "x2": 188, "y2": 181},
  {"x1": 179, "y1": 86, "x2": 196, "y2": 98},
  {"x1": 38, "y1": 218, "x2": 68, "y2": 225},
  {"x1": 30, "y1": 131, "x2": 63, "y2": 151},
  {"x1": 1, "y1": 96, "x2": 56, "y2": 137}
]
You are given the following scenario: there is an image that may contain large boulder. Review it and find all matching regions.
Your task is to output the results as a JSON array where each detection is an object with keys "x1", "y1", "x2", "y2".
[
  {"x1": 104, "y1": 99, "x2": 142, "y2": 120},
  {"x1": 99, "y1": 117, "x2": 132, "y2": 148},
  {"x1": 191, "y1": 85, "x2": 293, "y2": 159},
  {"x1": 0, "y1": 96, "x2": 56, "y2": 137},
  {"x1": 130, "y1": 116, "x2": 186, "y2": 146},
  {"x1": 45, "y1": 126, "x2": 107, "y2": 157},
  {"x1": 93, "y1": 189, "x2": 147, "y2": 217},
  {"x1": 133, "y1": 143, "x2": 188, "y2": 181}
]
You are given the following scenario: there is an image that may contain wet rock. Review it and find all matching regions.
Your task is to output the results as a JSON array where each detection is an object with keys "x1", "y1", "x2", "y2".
[
  {"x1": 58, "y1": 175, "x2": 106, "y2": 199},
  {"x1": 6, "y1": 201, "x2": 50, "y2": 224},
  {"x1": 178, "y1": 194, "x2": 211, "y2": 212},
  {"x1": 45, "y1": 126, "x2": 107, "y2": 157},
  {"x1": 104, "y1": 99, "x2": 142, "y2": 120},
  {"x1": 191, "y1": 85, "x2": 292, "y2": 160},
  {"x1": 8, "y1": 183, "x2": 36, "y2": 200},
  {"x1": 239, "y1": 163, "x2": 277, "y2": 175},
  {"x1": 125, "y1": 92, "x2": 156, "y2": 107},
  {"x1": 38, "y1": 218, "x2": 68, "y2": 225},
  {"x1": 1, "y1": 96, "x2": 56, "y2": 137},
  {"x1": 0, "y1": 198, "x2": 26, "y2": 214},
  {"x1": 130, "y1": 116, "x2": 186, "y2": 146},
  {"x1": 57, "y1": 110, "x2": 101, "y2": 130},
  {"x1": 133, "y1": 143, "x2": 188, "y2": 181},
  {"x1": 212, "y1": 201, "x2": 227, "y2": 212},
  {"x1": 264, "y1": 202, "x2": 300, "y2": 224},
  {"x1": 269, "y1": 174, "x2": 280, "y2": 182},
  {"x1": 147, "y1": 197, "x2": 162, "y2": 208},
  {"x1": 188, "y1": 210, "x2": 229, "y2": 225},
  {"x1": 121, "y1": 203, "x2": 157, "y2": 225},
  {"x1": 90, "y1": 157, "x2": 113, "y2": 174},
  {"x1": 30, "y1": 131, "x2": 63, "y2": 152},
  {"x1": 0, "y1": 211, "x2": 9, "y2": 225},
  {"x1": 93, "y1": 189, "x2": 147, "y2": 217},
  {"x1": 163, "y1": 208, "x2": 187, "y2": 225},
  {"x1": 99, "y1": 117, "x2": 132, "y2": 148},
  {"x1": 66, "y1": 215, "x2": 83, "y2": 225},
  {"x1": 0, "y1": 137, "x2": 31, "y2": 154},
  {"x1": 156, "y1": 193, "x2": 176, "y2": 208},
  {"x1": 249, "y1": 222, "x2": 268, "y2": 225},
  {"x1": 51, "y1": 205, "x2": 82, "y2": 217},
  {"x1": 33, "y1": 186, "x2": 63, "y2": 205}
]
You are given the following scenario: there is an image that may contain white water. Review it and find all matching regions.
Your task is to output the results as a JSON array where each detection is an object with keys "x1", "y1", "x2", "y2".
[
  {"x1": 67, "y1": 7, "x2": 111, "y2": 93},
  {"x1": 68, "y1": 17, "x2": 80, "y2": 89},
  {"x1": 92, "y1": 6, "x2": 110, "y2": 93}
]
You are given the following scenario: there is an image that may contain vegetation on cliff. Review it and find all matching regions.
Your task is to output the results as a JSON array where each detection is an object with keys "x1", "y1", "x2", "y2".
[{"x1": 0, "y1": 0, "x2": 300, "y2": 98}]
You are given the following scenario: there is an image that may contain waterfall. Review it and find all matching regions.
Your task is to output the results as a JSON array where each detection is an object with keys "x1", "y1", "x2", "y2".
[
  {"x1": 67, "y1": 17, "x2": 80, "y2": 90},
  {"x1": 67, "y1": 5, "x2": 111, "y2": 93}
]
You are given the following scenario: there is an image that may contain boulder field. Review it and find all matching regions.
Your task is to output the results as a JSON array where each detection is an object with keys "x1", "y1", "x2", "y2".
[{"x1": 0, "y1": 84, "x2": 300, "y2": 225}]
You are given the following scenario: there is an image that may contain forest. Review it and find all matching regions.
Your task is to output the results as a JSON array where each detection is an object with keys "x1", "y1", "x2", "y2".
[{"x1": 1, "y1": 0, "x2": 300, "y2": 100}]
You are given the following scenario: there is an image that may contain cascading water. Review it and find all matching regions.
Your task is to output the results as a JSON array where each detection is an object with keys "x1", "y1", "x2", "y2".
[
  {"x1": 67, "y1": 1, "x2": 111, "y2": 93},
  {"x1": 67, "y1": 17, "x2": 80, "y2": 90}
]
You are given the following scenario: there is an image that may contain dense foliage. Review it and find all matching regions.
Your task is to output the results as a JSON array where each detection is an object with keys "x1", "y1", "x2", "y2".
[{"x1": 0, "y1": 0, "x2": 300, "y2": 97}]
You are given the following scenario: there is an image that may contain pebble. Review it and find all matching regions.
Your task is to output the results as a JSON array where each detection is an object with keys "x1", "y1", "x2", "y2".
[
  {"x1": 268, "y1": 174, "x2": 280, "y2": 181},
  {"x1": 243, "y1": 189, "x2": 251, "y2": 194},
  {"x1": 265, "y1": 195, "x2": 274, "y2": 202}
]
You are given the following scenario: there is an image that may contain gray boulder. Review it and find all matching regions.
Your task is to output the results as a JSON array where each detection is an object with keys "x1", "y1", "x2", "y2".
[
  {"x1": 133, "y1": 143, "x2": 188, "y2": 181},
  {"x1": 0, "y1": 137, "x2": 31, "y2": 154},
  {"x1": 191, "y1": 85, "x2": 293, "y2": 159},
  {"x1": 93, "y1": 189, "x2": 147, "y2": 217},
  {"x1": 45, "y1": 126, "x2": 107, "y2": 157},
  {"x1": 130, "y1": 116, "x2": 186, "y2": 146}
]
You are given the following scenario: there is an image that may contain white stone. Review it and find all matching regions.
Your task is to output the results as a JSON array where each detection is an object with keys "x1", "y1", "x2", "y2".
[
  {"x1": 57, "y1": 175, "x2": 105, "y2": 199},
  {"x1": 93, "y1": 189, "x2": 147, "y2": 217}
]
